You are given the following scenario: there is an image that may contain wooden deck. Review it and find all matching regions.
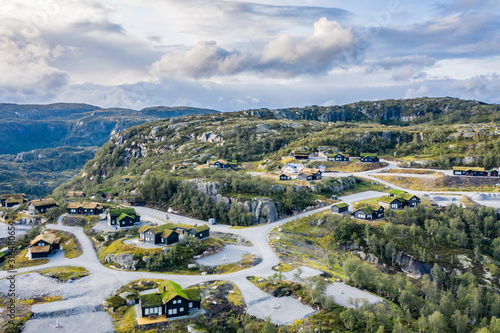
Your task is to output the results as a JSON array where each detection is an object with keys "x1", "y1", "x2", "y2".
[{"x1": 137, "y1": 315, "x2": 168, "y2": 326}]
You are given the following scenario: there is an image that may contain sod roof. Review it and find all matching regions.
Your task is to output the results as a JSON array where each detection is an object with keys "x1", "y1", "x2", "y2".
[
  {"x1": 29, "y1": 245, "x2": 51, "y2": 254},
  {"x1": 333, "y1": 202, "x2": 349, "y2": 208},
  {"x1": 67, "y1": 202, "x2": 103, "y2": 209},
  {"x1": 140, "y1": 293, "x2": 163, "y2": 307},
  {"x1": 453, "y1": 166, "x2": 487, "y2": 172},
  {"x1": 158, "y1": 281, "x2": 200, "y2": 303},
  {"x1": 192, "y1": 224, "x2": 210, "y2": 232},
  {"x1": 176, "y1": 223, "x2": 193, "y2": 230},
  {"x1": 66, "y1": 191, "x2": 85, "y2": 197},
  {"x1": 208, "y1": 159, "x2": 228, "y2": 165},
  {"x1": 6, "y1": 198, "x2": 24, "y2": 204},
  {"x1": 30, "y1": 231, "x2": 60, "y2": 246},
  {"x1": 397, "y1": 193, "x2": 418, "y2": 201},
  {"x1": 109, "y1": 208, "x2": 137, "y2": 218},
  {"x1": 28, "y1": 198, "x2": 58, "y2": 208},
  {"x1": 357, "y1": 206, "x2": 374, "y2": 214},
  {"x1": 139, "y1": 223, "x2": 177, "y2": 234},
  {"x1": 378, "y1": 196, "x2": 402, "y2": 204},
  {"x1": 117, "y1": 213, "x2": 134, "y2": 222},
  {"x1": 1, "y1": 194, "x2": 25, "y2": 201},
  {"x1": 161, "y1": 229, "x2": 177, "y2": 238}
]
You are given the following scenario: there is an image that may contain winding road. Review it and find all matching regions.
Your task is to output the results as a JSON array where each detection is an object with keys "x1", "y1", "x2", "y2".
[{"x1": 1, "y1": 161, "x2": 498, "y2": 327}]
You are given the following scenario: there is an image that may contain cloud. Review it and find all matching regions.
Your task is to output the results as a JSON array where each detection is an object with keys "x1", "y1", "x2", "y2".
[
  {"x1": 150, "y1": 41, "x2": 246, "y2": 78},
  {"x1": 0, "y1": 27, "x2": 68, "y2": 100},
  {"x1": 260, "y1": 17, "x2": 362, "y2": 74},
  {"x1": 150, "y1": 17, "x2": 364, "y2": 78},
  {"x1": 369, "y1": 55, "x2": 436, "y2": 81},
  {"x1": 379, "y1": 10, "x2": 500, "y2": 58}
]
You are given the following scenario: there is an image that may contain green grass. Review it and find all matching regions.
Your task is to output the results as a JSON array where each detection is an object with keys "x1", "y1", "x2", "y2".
[
  {"x1": 379, "y1": 169, "x2": 438, "y2": 175},
  {"x1": 39, "y1": 266, "x2": 89, "y2": 282},
  {"x1": 373, "y1": 174, "x2": 500, "y2": 192},
  {"x1": 269, "y1": 212, "x2": 351, "y2": 280},
  {"x1": 52, "y1": 230, "x2": 83, "y2": 259},
  {"x1": 97, "y1": 239, "x2": 161, "y2": 263}
]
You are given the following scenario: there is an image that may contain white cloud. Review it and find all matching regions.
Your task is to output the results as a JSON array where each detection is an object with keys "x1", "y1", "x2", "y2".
[
  {"x1": 0, "y1": 26, "x2": 68, "y2": 99},
  {"x1": 150, "y1": 41, "x2": 246, "y2": 78},
  {"x1": 150, "y1": 17, "x2": 363, "y2": 78},
  {"x1": 260, "y1": 17, "x2": 361, "y2": 73}
]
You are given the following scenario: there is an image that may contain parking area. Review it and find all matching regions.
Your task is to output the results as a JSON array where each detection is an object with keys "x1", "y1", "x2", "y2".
[{"x1": 326, "y1": 282, "x2": 383, "y2": 308}]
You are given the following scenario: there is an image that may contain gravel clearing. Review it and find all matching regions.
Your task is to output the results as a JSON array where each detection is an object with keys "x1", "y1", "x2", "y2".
[
  {"x1": 428, "y1": 195, "x2": 463, "y2": 206},
  {"x1": 23, "y1": 311, "x2": 113, "y2": 333},
  {"x1": 279, "y1": 267, "x2": 323, "y2": 282},
  {"x1": 246, "y1": 296, "x2": 316, "y2": 325},
  {"x1": 0, "y1": 273, "x2": 90, "y2": 300},
  {"x1": 196, "y1": 245, "x2": 250, "y2": 266},
  {"x1": 327, "y1": 282, "x2": 382, "y2": 308},
  {"x1": 469, "y1": 193, "x2": 500, "y2": 208}
]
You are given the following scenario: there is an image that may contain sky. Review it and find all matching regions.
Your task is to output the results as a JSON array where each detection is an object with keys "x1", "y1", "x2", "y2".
[{"x1": 1, "y1": 0, "x2": 500, "y2": 111}]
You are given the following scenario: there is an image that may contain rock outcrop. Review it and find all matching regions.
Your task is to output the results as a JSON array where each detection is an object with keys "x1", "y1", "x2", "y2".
[
  {"x1": 243, "y1": 198, "x2": 279, "y2": 223},
  {"x1": 392, "y1": 252, "x2": 432, "y2": 278},
  {"x1": 105, "y1": 253, "x2": 137, "y2": 270}
]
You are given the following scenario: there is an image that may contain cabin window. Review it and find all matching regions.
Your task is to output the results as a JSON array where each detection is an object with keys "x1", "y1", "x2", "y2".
[
  {"x1": 180, "y1": 307, "x2": 184, "y2": 312},
  {"x1": 172, "y1": 309, "x2": 177, "y2": 314},
  {"x1": 360, "y1": 214, "x2": 365, "y2": 218},
  {"x1": 189, "y1": 302, "x2": 193, "y2": 308},
  {"x1": 168, "y1": 309, "x2": 172, "y2": 315},
  {"x1": 391, "y1": 203, "x2": 398, "y2": 209},
  {"x1": 145, "y1": 307, "x2": 159, "y2": 315}
]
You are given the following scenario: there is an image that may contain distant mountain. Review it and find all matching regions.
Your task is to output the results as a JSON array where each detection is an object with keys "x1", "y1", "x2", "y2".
[{"x1": 0, "y1": 103, "x2": 220, "y2": 154}]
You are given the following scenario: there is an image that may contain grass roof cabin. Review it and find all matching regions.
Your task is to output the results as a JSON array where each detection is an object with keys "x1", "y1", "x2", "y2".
[{"x1": 138, "y1": 280, "x2": 201, "y2": 321}]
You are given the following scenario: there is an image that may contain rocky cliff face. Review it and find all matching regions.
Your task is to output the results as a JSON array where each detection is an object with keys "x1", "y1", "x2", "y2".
[
  {"x1": 242, "y1": 97, "x2": 490, "y2": 124},
  {"x1": 189, "y1": 178, "x2": 279, "y2": 223},
  {"x1": 392, "y1": 252, "x2": 432, "y2": 278}
]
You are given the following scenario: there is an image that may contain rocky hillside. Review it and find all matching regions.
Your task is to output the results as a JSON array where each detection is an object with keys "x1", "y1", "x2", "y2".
[
  {"x1": 243, "y1": 97, "x2": 499, "y2": 124},
  {"x1": 0, "y1": 103, "x2": 220, "y2": 154}
]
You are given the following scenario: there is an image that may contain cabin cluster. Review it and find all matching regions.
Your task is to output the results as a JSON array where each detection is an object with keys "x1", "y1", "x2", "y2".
[
  {"x1": 138, "y1": 280, "x2": 201, "y2": 324},
  {"x1": 139, "y1": 223, "x2": 210, "y2": 246},
  {"x1": 28, "y1": 231, "x2": 60, "y2": 259},
  {"x1": 67, "y1": 202, "x2": 104, "y2": 215},
  {"x1": 279, "y1": 163, "x2": 322, "y2": 181},
  {"x1": 291, "y1": 148, "x2": 379, "y2": 163},
  {"x1": 452, "y1": 167, "x2": 499, "y2": 177},
  {"x1": 207, "y1": 159, "x2": 238, "y2": 169},
  {"x1": 108, "y1": 208, "x2": 141, "y2": 228},
  {"x1": 331, "y1": 190, "x2": 421, "y2": 221},
  {"x1": 1, "y1": 193, "x2": 27, "y2": 208}
]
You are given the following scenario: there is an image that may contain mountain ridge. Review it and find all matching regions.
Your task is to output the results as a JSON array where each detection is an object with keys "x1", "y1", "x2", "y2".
[{"x1": 0, "y1": 103, "x2": 221, "y2": 154}]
